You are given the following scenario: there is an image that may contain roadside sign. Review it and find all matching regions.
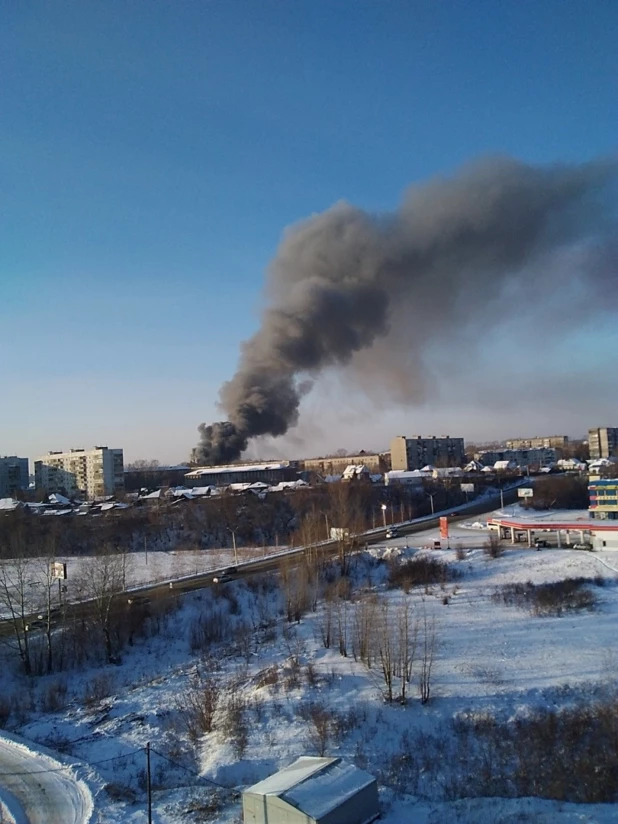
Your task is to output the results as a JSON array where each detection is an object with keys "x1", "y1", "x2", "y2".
[
  {"x1": 440, "y1": 516, "x2": 449, "y2": 539},
  {"x1": 51, "y1": 562, "x2": 67, "y2": 580},
  {"x1": 461, "y1": 483, "x2": 475, "y2": 493},
  {"x1": 518, "y1": 488, "x2": 534, "y2": 498}
]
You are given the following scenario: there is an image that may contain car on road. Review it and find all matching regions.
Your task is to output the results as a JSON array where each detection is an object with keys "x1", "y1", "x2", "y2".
[
  {"x1": 26, "y1": 619, "x2": 48, "y2": 631},
  {"x1": 223, "y1": 566, "x2": 238, "y2": 575},
  {"x1": 212, "y1": 575, "x2": 232, "y2": 585},
  {"x1": 385, "y1": 528, "x2": 399, "y2": 539}
]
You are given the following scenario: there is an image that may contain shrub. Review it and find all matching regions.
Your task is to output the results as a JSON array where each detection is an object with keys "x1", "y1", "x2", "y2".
[
  {"x1": 40, "y1": 678, "x2": 68, "y2": 713},
  {"x1": 483, "y1": 533, "x2": 503, "y2": 558},
  {"x1": 176, "y1": 674, "x2": 220, "y2": 744},
  {"x1": 84, "y1": 673, "x2": 114, "y2": 707},
  {"x1": 388, "y1": 556, "x2": 456, "y2": 592},
  {"x1": 493, "y1": 577, "x2": 600, "y2": 616}
]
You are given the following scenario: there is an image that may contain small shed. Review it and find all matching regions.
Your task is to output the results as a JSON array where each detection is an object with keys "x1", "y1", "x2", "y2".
[{"x1": 243, "y1": 756, "x2": 379, "y2": 824}]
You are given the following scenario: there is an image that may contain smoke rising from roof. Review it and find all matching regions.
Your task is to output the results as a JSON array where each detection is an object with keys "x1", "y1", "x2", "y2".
[{"x1": 195, "y1": 156, "x2": 616, "y2": 465}]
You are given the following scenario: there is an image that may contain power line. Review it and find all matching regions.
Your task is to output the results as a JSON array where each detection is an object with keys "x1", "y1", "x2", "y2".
[
  {"x1": 0, "y1": 747, "x2": 144, "y2": 777},
  {"x1": 150, "y1": 747, "x2": 240, "y2": 797}
]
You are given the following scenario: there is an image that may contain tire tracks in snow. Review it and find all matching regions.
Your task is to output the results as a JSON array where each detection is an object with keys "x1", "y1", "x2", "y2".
[{"x1": 0, "y1": 733, "x2": 94, "y2": 824}]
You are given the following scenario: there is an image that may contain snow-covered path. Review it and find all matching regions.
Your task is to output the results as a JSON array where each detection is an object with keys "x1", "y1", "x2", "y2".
[{"x1": 0, "y1": 733, "x2": 93, "y2": 824}]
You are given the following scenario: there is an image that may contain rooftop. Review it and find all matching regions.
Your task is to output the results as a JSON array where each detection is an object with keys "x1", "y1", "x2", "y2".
[{"x1": 245, "y1": 756, "x2": 375, "y2": 819}]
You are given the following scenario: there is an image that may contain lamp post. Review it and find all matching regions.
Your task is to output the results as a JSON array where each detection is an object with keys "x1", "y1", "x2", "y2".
[
  {"x1": 427, "y1": 493, "x2": 436, "y2": 515},
  {"x1": 381, "y1": 503, "x2": 387, "y2": 529},
  {"x1": 227, "y1": 528, "x2": 238, "y2": 565}
]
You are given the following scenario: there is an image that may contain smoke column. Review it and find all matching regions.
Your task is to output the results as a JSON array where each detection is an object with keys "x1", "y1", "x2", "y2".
[{"x1": 195, "y1": 156, "x2": 616, "y2": 464}]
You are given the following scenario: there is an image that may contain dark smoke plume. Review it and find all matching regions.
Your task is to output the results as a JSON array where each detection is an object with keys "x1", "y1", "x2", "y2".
[{"x1": 195, "y1": 156, "x2": 616, "y2": 465}]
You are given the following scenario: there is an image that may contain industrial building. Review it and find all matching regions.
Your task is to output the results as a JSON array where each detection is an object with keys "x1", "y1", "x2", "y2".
[
  {"x1": 505, "y1": 435, "x2": 568, "y2": 451},
  {"x1": 34, "y1": 447, "x2": 124, "y2": 499},
  {"x1": 475, "y1": 447, "x2": 555, "y2": 468},
  {"x1": 588, "y1": 427, "x2": 618, "y2": 460},
  {"x1": 185, "y1": 461, "x2": 298, "y2": 488},
  {"x1": 302, "y1": 452, "x2": 388, "y2": 476},
  {"x1": 242, "y1": 756, "x2": 378, "y2": 824},
  {"x1": 0, "y1": 456, "x2": 29, "y2": 498},
  {"x1": 390, "y1": 435, "x2": 465, "y2": 471}
]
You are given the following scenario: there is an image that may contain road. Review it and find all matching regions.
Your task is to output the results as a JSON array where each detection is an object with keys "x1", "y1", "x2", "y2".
[
  {"x1": 0, "y1": 485, "x2": 524, "y2": 634},
  {"x1": 0, "y1": 733, "x2": 93, "y2": 824}
]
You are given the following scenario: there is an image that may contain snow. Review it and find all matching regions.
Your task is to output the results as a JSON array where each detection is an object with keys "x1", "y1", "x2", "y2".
[
  {"x1": 3, "y1": 502, "x2": 618, "y2": 822},
  {"x1": 187, "y1": 463, "x2": 289, "y2": 476},
  {"x1": 282, "y1": 758, "x2": 375, "y2": 819},
  {"x1": 0, "y1": 731, "x2": 94, "y2": 824},
  {"x1": 246, "y1": 755, "x2": 333, "y2": 795},
  {"x1": 0, "y1": 498, "x2": 21, "y2": 511}
]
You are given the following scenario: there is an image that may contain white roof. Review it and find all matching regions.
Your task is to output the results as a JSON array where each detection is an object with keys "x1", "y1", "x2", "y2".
[
  {"x1": 384, "y1": 470, "x2": 424, "y2": 483},
  {"x1": 0, "y1": 498, "x2": 21, "y2": 511},
  {"x1": 186, "y1": 463, "x2": 288, "y2": 477},
  {"x1": 49, "y1": 492, "x2": 71, "y2": 505},
  {"x1": 245, "y1": 757, "x2": 375, "y2": 819}
]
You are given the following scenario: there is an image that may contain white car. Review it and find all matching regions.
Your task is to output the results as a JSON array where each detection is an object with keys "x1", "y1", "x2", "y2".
[{"x1": 385, "y1": 528, "x2": 399, "y2": 539}]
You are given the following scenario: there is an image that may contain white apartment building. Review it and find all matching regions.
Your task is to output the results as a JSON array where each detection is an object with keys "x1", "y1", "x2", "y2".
[{"x1": 35, "y1": 447, "x2": 124, "y2": 499}]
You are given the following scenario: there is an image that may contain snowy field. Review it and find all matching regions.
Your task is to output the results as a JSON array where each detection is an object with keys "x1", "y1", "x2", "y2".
[{"x1": 2, "y1": 507, "x2": 618, "y2": 822}]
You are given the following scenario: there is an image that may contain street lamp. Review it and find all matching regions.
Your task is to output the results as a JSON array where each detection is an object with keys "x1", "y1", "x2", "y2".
[
  {"x1": 227, "y1": 528, "x2": 238, "y2": 565},
  {"x1": 427, "y1": 493, "x2": 436, "y2": 515},
  {"x1": 381, "y1": 503, "x2": 387, "y2": 529}
]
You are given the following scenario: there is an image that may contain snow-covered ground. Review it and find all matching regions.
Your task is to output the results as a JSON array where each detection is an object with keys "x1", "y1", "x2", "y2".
[
  {"x1": 0, "y1": 730, "x2": 95, "y2": 824},
  {"x1": 2, "y1": 507, "x2": 617, "y2": 822}
]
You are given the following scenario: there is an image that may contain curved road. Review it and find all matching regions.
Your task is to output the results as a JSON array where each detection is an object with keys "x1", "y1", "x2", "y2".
[{"x1": 0, "y1": 733, "x2": 93, "y2": 824}]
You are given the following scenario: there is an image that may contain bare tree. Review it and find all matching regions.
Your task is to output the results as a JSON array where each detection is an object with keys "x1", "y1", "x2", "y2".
[
  {"x1": 374, "y1": 601, "x2": 395, "y2": 702},
  {"x1": 0, "y1": 537, "x2": 34, "y2": 675},
  {"x1": 418, "y1": 608, "x2": 439, "y2": 704},
  {"x1": 395, "y1": 601, "x2": 419, "y2": 704},
  {"x1": 351, "y1": 595, "x2": 377, "y2": 668},
  {"x1": 76, "y1": 545, "x2": 127, "y2": 664},
  {"x1": 176, "y1": 672, "x2": 220, "y2": 745},
  {"x1": 305, "y1": 701, "x2": 332, "y2": 756}
]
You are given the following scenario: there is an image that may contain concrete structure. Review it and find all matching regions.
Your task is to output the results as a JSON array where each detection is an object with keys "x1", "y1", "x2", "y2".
[
  {"x1": 475, "y1": 448, "x2": 555, "y2": 468},
  {"x1": 35, "y1": 447, "x2": 124, "y2": 499},
  {"x1": 0, "y1": 456, "x2": 29, "y2": 498},
  {"x1": 390, "y1": 435, "x2": 465, "y2": 472},
  {"x1": 506, "y1": 435, "x2": 568, "y2": 451},
  {"x1": 185, "y1": 462, "x2": 298, "y2": 488},
  {"x1": 589, "y1": 478, "x2": 618, "y2": 521},
  {"x1": 589, "y1": 427, "x2": 618, "y2": 460},
  {"x1": 302, "y1": 452, "x2": 388, "y2": 476},
  {"x1": 243, "y1": 756, "x2": 378, "y2": 824}
]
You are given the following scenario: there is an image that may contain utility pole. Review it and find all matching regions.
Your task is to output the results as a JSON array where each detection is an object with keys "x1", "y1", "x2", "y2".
[
  {"x1": 500, "y1": 487, "x2": 505, "y2": 510},
  {"x1": 146, "y1": 741, "x2": 152, "y2": 824}
]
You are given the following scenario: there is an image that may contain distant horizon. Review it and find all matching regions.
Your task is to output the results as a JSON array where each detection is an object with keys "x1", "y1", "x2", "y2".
[{"x1": 5, "y1": 429, "x2": 596, "y2": 469}]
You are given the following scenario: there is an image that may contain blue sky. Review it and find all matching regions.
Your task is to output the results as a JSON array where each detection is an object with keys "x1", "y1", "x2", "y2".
[{"x1": 1, "y1": 1, "x2": 617, "y2": 464}]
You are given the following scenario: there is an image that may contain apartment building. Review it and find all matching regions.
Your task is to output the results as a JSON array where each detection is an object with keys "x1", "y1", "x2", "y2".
[
  {"x1": 302, "y1": 452, "x2": 389, "y2": 476},
  {"x1": 588, "y1": 428, "x2": 618, "y2": 460},
  {"x1": 35, "y1": 447, "x2": 124, "y2": 499},
  {"x1": 475, "y1": 447, "x2": 556, "y2": 468},
  {"x1": 390, "y1": 435, "x2": 465, "y2": 471},
  {"x1": 505, "y1": 435, "x2": 568, "y2": 451},
  {"x1": 0, "y1": 456, "x2": 29, "y2": 497}
]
